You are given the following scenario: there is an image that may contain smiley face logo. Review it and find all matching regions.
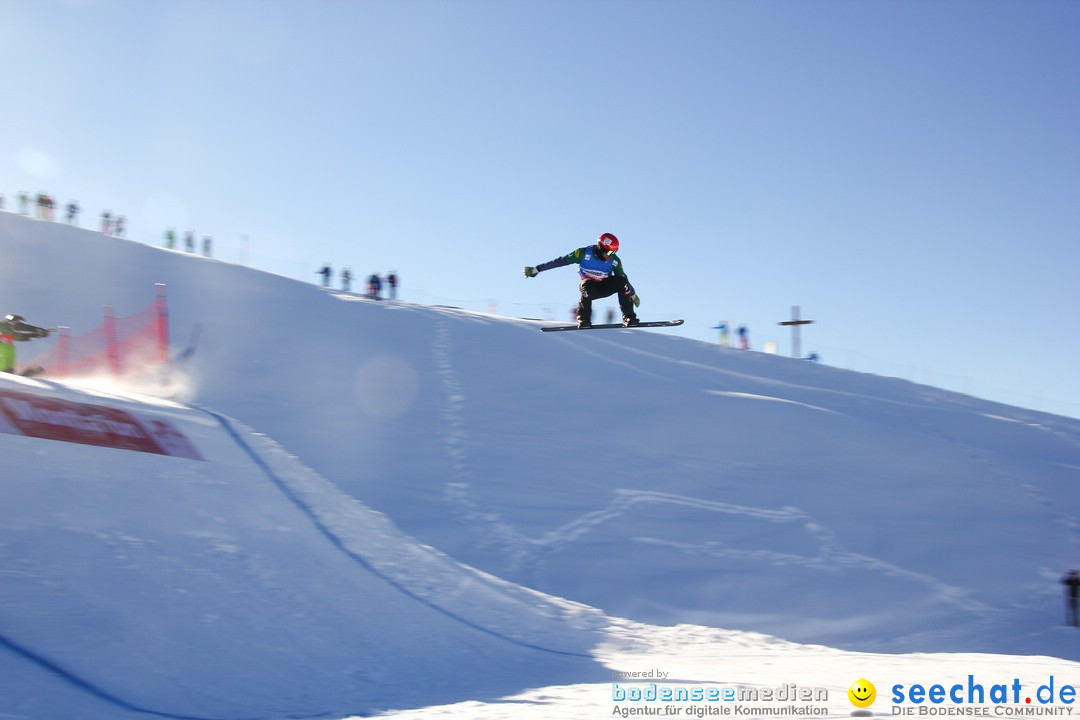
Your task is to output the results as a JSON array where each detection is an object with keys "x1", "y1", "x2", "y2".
[{"x1": 848, "y1": 678, "x2": 876, "y2": 708}]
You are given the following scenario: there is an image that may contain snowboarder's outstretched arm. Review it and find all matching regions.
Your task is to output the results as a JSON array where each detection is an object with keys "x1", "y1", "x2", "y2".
[
  {"x1": 16, "y1": 324, "x2": 51, "y2": 340},
  {"x1": 524, "y1": 249, "x2": 583, "y2": 278}
]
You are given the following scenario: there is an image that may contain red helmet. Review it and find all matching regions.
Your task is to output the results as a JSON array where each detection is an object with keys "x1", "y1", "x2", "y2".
[{"x1": 597, "y1": 232, "x2": 619, "y2": 253}]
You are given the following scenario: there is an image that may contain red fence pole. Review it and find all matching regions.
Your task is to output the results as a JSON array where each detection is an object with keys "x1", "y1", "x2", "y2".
[
  {"x1": 57, "y1": 327, "x2": 70, "y2": 377},
  {"x1": 104, "y1": 306, "x2": 120, "y2": 377},
  {"x1": 155, "y1": 283, "x2": 169, "y2": 364}
]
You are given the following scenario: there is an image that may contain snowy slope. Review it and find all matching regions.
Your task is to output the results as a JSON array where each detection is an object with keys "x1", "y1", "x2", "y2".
[{"x1": 3, "y1": 211, "x2": 1080, "y2": 717}]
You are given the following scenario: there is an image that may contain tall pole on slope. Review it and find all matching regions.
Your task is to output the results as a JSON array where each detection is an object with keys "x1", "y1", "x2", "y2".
[{"x1": 778, "y1": 305, "x2": 814, "y2": 359}]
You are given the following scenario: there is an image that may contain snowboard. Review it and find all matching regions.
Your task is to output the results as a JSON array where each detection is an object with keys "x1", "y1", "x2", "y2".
[{"x1": 541, "y1": 319, "x2": 684, "y2": 333}]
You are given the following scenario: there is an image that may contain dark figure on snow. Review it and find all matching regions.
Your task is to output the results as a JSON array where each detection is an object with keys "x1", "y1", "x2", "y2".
[
  {"x1": 0, "y1": 314, "x2": 53, "y2": 374},
  {"x1": 341, "y1": 267, "x2": 352, "y2": 292},
  {"x1": 524, "y1": 232, "x2": 640, "y2": 328},
  {"x1": 1063, "y1": 570, "x2": 1080, "y2": 627},
  {"x1": 387, "y1": 271, "x2": 398, "y2": 300},
  {"x1": 367, "y1": 273, "x2": 382, "y2": 300},
  {"x1": 317, "y1": 263, "x2": 332, "y2": 288}
]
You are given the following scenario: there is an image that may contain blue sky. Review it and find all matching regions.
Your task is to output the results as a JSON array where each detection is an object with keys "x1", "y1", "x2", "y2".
[{"x1": 2, "y1": 0, "x2": 1078, "y2": 417}]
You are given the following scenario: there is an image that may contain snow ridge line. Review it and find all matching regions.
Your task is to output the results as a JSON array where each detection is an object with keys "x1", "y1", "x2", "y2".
[
  {"x1": 0, "y1": 633, "x2": 274, "y2": 720},
  {"x1": 202, "y1": 407, "x2": 593, "y2": 659}
]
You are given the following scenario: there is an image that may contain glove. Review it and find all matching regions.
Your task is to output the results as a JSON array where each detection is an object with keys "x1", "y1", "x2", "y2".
[
  {"x1": 632, "y1": 294, "x2": 641, "y2": 308},
  {"x1": 524, "y1": 266, "x2": 538, "y2": 278}
]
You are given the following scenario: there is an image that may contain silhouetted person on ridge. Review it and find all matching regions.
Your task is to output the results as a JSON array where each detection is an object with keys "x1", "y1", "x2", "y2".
[{"x1": 1063, "y1": 570, "x2": 1080, "y2": 627}]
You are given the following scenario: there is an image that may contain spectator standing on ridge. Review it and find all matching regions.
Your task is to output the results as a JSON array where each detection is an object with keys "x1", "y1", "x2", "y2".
[
  {"x1": 737, "y1": 325, "x2": 750, "y2": 350},
  {"x1": 66, "y1": 200, "x2": 80, "y2": 225},
  {"x1": 317, "y1": 263, "x2": 332, "y2": 288},
  {"x1": 184, "y1": 230, "x2": 195, "y2": 253},
  {"x1": 523, "y1": 232, "x2": 640, "y2": 328},
  {"x1": 114, "y1": 215, "x2": 126, "y2": 238},
  {"x1": 367, "y1": 273, "x2": 382, "y2": 300},
  {"x1": 201, "y1": 235, "x2": 212, "y2": 257},
  {"x1": 0, "y1": 314, "x2": 53, "y2": 375},
  {"x1": 714, "y1": 321, "x2": 731, "y2": 347},
  {"x1": 0, "y1": 193, "x2": 5, "y2": 210},
  {"x1": 1063, "y1": 570, "x2": 1080, "y2": 627},
  {"x1": 17, "y1": 191, "x2": 29, "y2": 215},
  {"x1": 101, "y1": 211, "x2": 112, "y2": 234},
  {"x1": 387, "y1": 271, "x2": 398, "y2": 300},
  {"x1": 164, "y1": 228, "x2": 176, "y2": 249},
  {"x1": 341, "y1": 267, "x2": 352, "y2": 292}
]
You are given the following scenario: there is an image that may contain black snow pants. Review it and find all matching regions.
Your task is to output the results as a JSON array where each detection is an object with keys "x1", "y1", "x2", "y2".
[{"x1": 578, "y1": 276, "x2": 637, "y2": 325}]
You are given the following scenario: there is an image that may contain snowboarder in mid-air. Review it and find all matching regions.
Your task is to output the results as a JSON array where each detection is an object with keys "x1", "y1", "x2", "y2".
[
  {"x1": 524, "y1": 232, "x2": 640, "y2": 328},
  {"x1": 0, "y1": 314, "x2": 53, "y2": 375}
]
